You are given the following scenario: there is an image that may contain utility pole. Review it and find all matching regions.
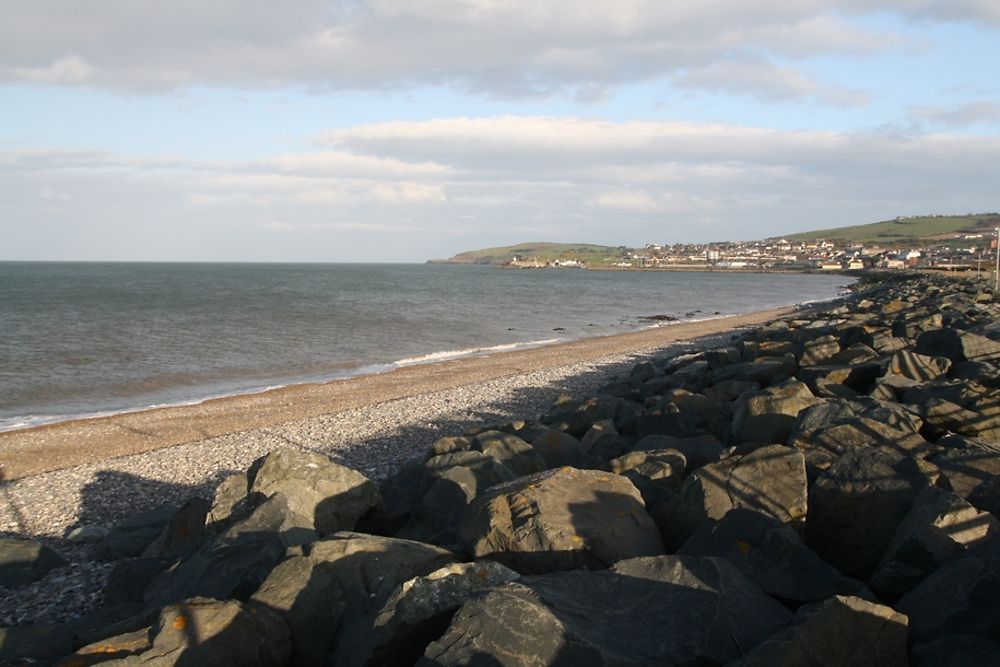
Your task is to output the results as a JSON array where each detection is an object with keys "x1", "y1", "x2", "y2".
[{"x1": 995, "y1": 228, "x2": 999, "y2": 291}]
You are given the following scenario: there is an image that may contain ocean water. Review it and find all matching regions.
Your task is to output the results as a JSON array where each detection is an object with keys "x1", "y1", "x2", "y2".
[{"x1": 0, "y1": 262, "x2": 850, "y2": 431}]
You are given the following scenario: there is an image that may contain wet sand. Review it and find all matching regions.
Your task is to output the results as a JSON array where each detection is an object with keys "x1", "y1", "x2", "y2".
[{"x1": 0, "y1": 307, "x2": 793, "y2": 480}]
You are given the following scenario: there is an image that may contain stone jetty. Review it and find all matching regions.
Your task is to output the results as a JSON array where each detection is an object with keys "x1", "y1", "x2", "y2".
[{"x1": 2, "y1": 272, "x2": 999, "y2": 665}]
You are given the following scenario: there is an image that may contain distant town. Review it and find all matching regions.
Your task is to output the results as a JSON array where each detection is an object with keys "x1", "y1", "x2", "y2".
[
  {"x1": 438, "y1": 213, "x2": 1000, "y2": 274},
  {"x1": 514, "y1": 233, "x2": 999, "y2": 273}
]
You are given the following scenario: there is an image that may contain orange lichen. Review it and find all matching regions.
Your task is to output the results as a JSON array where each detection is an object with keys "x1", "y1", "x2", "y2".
[{"x1": 172, "y1": 615, "x2": 188, "y2": 631}]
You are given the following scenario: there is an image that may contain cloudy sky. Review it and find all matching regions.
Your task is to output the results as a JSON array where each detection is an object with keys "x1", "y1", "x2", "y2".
[{"x1": 2, "y1": 1, "x2": 999, "y2": 262}]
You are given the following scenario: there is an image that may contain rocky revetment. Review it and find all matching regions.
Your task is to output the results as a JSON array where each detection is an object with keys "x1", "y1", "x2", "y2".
[{"x1": 2, "y1": 272, "x2": 999, "y2": 665}]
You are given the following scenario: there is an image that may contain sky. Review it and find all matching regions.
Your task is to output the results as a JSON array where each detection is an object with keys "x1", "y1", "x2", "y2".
[{"x1": 2, "y1": 1, "x2": 999, "y2": 262}]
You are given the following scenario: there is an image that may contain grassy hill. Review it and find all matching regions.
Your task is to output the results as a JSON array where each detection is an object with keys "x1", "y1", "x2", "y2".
[
  {"x1": 431, "y1": 242, "x2": 623, "y2": 266},
  {"x1": 781, "y1": 214, "x2": 1000, "y2": 244}
]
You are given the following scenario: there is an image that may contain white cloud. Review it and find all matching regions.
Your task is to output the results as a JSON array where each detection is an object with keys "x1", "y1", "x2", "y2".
[
  {"x1": 910, "y1": 101, "x2": 1000, "y2": 127},
  {"x1": 588, "y1": 190, "x2": 661, "y2": 213},
  {"x1": 3, "y1": 116, "x2": 999, "y2": 261},
  {"x1": 0, "y1": 1, "x2": 951, "y2": 105},
  {"x1": 675, "y1": 59, "x2": 870, "y2": 107}
]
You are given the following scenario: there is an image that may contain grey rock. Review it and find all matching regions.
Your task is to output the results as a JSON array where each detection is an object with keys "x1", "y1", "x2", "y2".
[
  {"x1": 429, "y1": 436, "x2": 473, "y2": 457},
  {"x1": 473, "y1": 431, "x2": 546, "y2": 477},
  {"x1": 0, "y1": 623, "x2": 77, "y2": 663},
  {"x1": 461, "y1": 467, "x2": 664, "y2": 573},
  {"x1": 66, "y1": 525, "x2": 110, "y2": 544},
  {"x1": 141, "y1": 496, "x2": 210, "y2": 559},
  {"x1": 250, "y1": 555, "x2": 345, "y2": 666},
  {"x1": 871, "y1": 486, "x2": 1000, "y2": 596},
  {"x1": 0, "y1": 537, "x2": 67, "y2": 589},
  {"x1": 916, "y1": 327, "x2": 1000, "y2": 364},
  {"x1": 250, "y1": 446, "x2": 381, "y2": 535},
  {"x1": 102, "y1": 504, "x2": 177, "y2": 559},
  {"x1": 910, "y1": 635, "x2": 1000, "y2": 667},
  {"x1": 335, "y1": 561, "x2": 520, "y2": 667},
  {"x1": 222, "y1": 491, "x2": 317, "y2": 548},
  {"x1": 58, "y1": 627, "x2": 153, "y2": 665},
  {"x1": 104, "y1": 557, "x2": 175, "y2": 605},
  {"x1": 732, "y1": 595, "x2": 908, "y2": 667},
  {"x1": 806, "y1": 446, "x2": 940, "y2": 579},
  {"x1": 889, "y1": 349, "x2": 952, "y2": 382},
  {"x1": 111, "y1": 597, "x2": 291, "y2": 666},
  {"x1": 897, "y1": 555, "x2": 1000, "y2": 643},
  {"x1": 306, "y1": 532, "x2": 456, "y2": 607},
  {"x1": 679, "y1": 508, "x2": 872, "y2": 605},
  {"x1": 207, "y1": 472, "x2": 251, "y2": 528},
  {"x1": 798, "y1": 335, "x2": 840, "y2": 366},
  {"x1": 630, "y1": 433, "x2": 724, "y2": 469},
  {"x1": 731, "y1": 380, "x2": 824, "y2": 444},
  {"x1": 420, "y1": 555, "x2": 791, "y2": 666},
  {"x1": 791, "y1": 416, "x2": 936, "y2": 475},
  {"x1": 529, "y1": 429, "x2": 586, "y2": 469},
  {"x1": 657, "y1": 445, "x2": 807, "y2": 549}
]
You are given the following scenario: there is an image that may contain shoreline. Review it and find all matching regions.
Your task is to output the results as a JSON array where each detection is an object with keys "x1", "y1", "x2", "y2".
[{"x1": 0, "y1": 306, "x2": 798, "y2": 481}]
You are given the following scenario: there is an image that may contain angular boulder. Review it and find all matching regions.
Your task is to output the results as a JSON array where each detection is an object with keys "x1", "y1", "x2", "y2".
[
  {"x1": 473, "y1": 431, "x2": 545, "y2": 477},
  {"x1": 419, "y1": 555, "x2": 791, "y2": 666},
  {"x1": 657, "y1": 445, "x2": 807, "y2": 549},
  {"x1": 897, "y1": 554, "x2": 1000, "y2": 643},
  {"x1": 931, "y1": 440, "x2": 1000, "y2": 514},
  {"x1": 250, "y1": 447, "x2": 380, "y2": 535},
  {"x1": 733, "y1": 595, "x2": 908, "y2": 667},
  {"x1": 889, "y1": 349, "x2": 951, "y2": 382},
  {"x1": 460, "y1": 467, "x2": 664, "y2": 573},
  {"x1": 114, "y1": 597, "x2": 290, "y2": 666},
  {"x1": 529, "y1": 429, "x2": 586, "y2": 469},
  {"x1": 871, "y1": 486, "x2": 999, "y2": 596},
  {"x1": 731, "y1": 380, "x2": 824, "y2": 444},
  {"x1": 0, "y1": 537, "x2": 67, "y2": 589},
  {"x1": 806, "y1": 446, "x2": 940, "y2": 579},
  {"x1": 916, "y1": 327, "x2": 1000, "y2": 364},
  {"x1": 334, "y1": 561, "x2": 520, "y2": 667},
  {"x1": 679, "y1": 508, "x2": 872, "y2": 605}
]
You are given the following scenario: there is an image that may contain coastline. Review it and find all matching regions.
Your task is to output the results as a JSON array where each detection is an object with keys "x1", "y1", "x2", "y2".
[{"x1": 0, "y1": 306, "x2": 796, "y2": 481}]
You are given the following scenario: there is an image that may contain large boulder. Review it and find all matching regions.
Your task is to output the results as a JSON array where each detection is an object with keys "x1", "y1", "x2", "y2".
[
  {"x1": 249, "y1": 532, "x2": 455, "y2": 665},
  {"x1": 460, "y1": 467, "x2": 664, "y2": 573},
  {"x1": 733, "y1": 595, "x2": 908, "y2": 667},
  {"x1": 731, "y1": 380, "x2": 824, "y2": 444},
  {"x1": 910, "y1": 635, "x2": 1000, "y2": 666},
  {"x1": 250, "y1": 555, "x2": 345, "y2": 666},
  {"x1": 104, "y1": 597, "x2": 290, "y2": 666},
  {"x1": 333, "y1": 561, "x2": 521, "y2": 667},
  {"x1": 897, "y1": 554, "x2": 1000, "y2": 644},
  {"x1": 679, "y1": 509, "x2": 871, "y2": 605},
  {"x1": 791, "y1": 416, "x2": 935, "y2": 475},
  {"x1": 250, "y1": 447, "x2": 380, "y2": 535},
  {"x1": 141, "y1": 496, "x2": 210, "y2": 559},
  {"x1": 0, "y1": 537, "x2": 67, "y2": 589},
  {"x1": 101, "y1": 504, "x2": 178, "y2": 559},
  {"x1": 629, "y1": 433, "x2": 724, "y2": 469},
  {"x1": 419, "y1": 555, "x2": 791, "y2": 666},
  {"x1": 473, "y1": 431, "x2": 546, "y2": 477},
  {"x1": 888, "y1": 350, "x2": 951, "y2": 382},
  {"x1": 871, "y1": 486, "x2": 999, "y2": 596},
  {"x1": 931, "y1": 439, "x2": 1000, "y2": 514},
  {"x1": 916, "y1": 327, "x2": 1000, "y2": 364},
  {"x1": 656, "y1": 445, "x2": 808, "y2": 549},
  {"x1": 529, "y1": 429, "x2": 587, "y2": 469},
  {"x1": 307, "y1": 532, "x2": 457, "y2": 606},
  {"x1": 806, "y1": 446, "x2": 940, "y2": 579}
]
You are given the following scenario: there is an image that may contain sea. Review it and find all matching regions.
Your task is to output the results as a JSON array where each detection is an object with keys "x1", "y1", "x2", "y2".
[{"x1": 0, "y1": 262, "x2": 851, "y2": 432}]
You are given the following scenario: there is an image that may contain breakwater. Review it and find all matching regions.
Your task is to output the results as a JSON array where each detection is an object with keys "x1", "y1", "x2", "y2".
[{"x1": 2, "y1": 272, "x2": 998, "y2": 665}]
